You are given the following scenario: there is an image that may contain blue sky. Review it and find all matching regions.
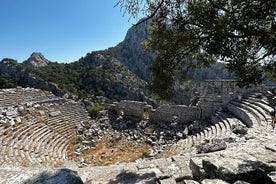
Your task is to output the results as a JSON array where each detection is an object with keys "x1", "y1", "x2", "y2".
[{"x1": 0, "y1": 0, "x2": 141, "y2": 63}]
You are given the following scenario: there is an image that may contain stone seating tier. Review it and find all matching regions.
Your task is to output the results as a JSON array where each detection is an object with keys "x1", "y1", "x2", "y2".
[{"x1": 0, "y1": 88, "x2": 89, "y2": 167}]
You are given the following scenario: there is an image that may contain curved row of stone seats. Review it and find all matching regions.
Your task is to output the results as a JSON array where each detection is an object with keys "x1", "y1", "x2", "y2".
[
  {"x1": 227, "y1": 93, "x2": 274, "y2": 129},
  {"x1": 230, "y1": 100, "x2": 266, "y2": 126},
  {"x1": 167, "y1": 111, "x2": 241, "y2": 155},
  {"x1": 241, "y1": 101, "x2": 273, "y2": 129},
  {"x1": 243, "y1": 96, "x2": 274, "y2": 129},
  {"x1": 0, "y1": 120, "x2": 75, "y2": 166},
  {"x1": 0, "y1": 88, "x2": 58, "y2": 108},
  {"x1": 0, "y1": 97, "x2": 91, "y2": 167},
  {"x1": 1, "y1": 122, "x2": 49, "y2": 165},
  {"x1": 245, "y1": 97, "x2": 274, "y2": 114},
  {"x1": 227, "y1": 102, "x2": 256, "y2": 128}
]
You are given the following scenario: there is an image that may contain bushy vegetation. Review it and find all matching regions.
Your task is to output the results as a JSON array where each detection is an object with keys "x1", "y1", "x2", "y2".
[{"x1": 86, "y1": 102, "x2": 110, "y2": 118}]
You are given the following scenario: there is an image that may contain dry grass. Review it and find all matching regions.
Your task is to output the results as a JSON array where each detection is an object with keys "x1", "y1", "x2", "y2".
[
  {"x1": 69, "y1": 135, "x2": 151, "y2": 166},
  {"x1": 21, "y1": 158, "x2": 30, "y2": 167},
  {"x1": 159, "y1": 145, "x2": 180, "y2": 158}
]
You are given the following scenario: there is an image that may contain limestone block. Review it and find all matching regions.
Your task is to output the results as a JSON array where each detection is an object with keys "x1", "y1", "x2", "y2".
[
  {"x1": 196, "y1": 139, "x2": 227, "y2": 153},
  {"x1": 49, "y1": 111, "x2": 61, "y2": 117},
  {"x1": 201, "y1": 179, "x2": 229, "y2": 184}
]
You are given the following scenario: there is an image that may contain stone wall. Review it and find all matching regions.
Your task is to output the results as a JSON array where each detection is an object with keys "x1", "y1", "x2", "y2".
[
  {"x1": 149, "y1": 105, "x2": 198, "y2": 124},
  {"x1": 109, "y1": 101, "x2": 198, "y2": 124},
  {"x1": 109, "y1": 100, "x2": 151, "y2": 120}
]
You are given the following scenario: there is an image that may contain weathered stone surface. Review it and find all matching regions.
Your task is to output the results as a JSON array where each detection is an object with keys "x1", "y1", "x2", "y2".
[
  {"x1": 201, "y1": 179, "x2": 229, "y2": 184},
  {"x1": 232, "y1": 124, "x2": 248, "y2": 135},
  {"x1": 183, "y1": 180, "x2": 200, "y2": 184},
  {"x1": 159, "y1": 178, "x2": 175, "y2": 184},
  {"x1": 265, "y1": 143, "x2": 276, "y2": 152},
  {"x1": 0, "y1": 85, "x2": 274, "y2": 184},
  {"x1": 49, "y1": 110, "x2": 61, "y2": 117},
  {"x1": 268, "y1": 171, "x2": 276, "y2": 184},
  {"x1": 196, "y1": 139, "x2": 227, "y2": 153},
  {"x1": 233, "y1": 180, "x2": 251, "y2": 184},
  {"x1": 189, "y1": 155, "x2": 206, "y2": 180},
  {"x1": 190, "y1": 140, "x2": 276, "y2": 183},
  {"x1": 23, "y1": 169, "x2": 83, "y2": 184},
  {"x1": 150, "y1": 105, "x2": 197, "y2": 124}
]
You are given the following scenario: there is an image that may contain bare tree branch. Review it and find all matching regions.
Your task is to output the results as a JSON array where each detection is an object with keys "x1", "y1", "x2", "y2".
[{"x1": 133, "y1": 0, "x2": 165, "y2": 26}]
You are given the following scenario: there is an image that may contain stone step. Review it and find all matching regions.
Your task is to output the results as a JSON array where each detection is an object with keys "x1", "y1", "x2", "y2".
[
  {"x1": 227, "y1": 103, "x2": 258, "y2": 127},
  {"x1": 233, "y1": 100, "x2": 267, "y2": 126}
]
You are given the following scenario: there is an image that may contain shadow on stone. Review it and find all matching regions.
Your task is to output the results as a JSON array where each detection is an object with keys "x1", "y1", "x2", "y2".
[
  {"x1": 108, "y1": 171, "x2": 156, "y2": 184},
  {"x1": 204, "y1": 159, "x2": 275, "y2": 183},
  {"x1": 24, "y1": 168, "x2": 83, "y2": 184},
  {"x1": 236, "y1": 160, "x2": 275, "y2": 184}
]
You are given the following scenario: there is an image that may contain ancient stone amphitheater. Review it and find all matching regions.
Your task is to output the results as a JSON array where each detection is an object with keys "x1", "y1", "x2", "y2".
[{"x1": 0, "y1": 85, "x2": 275, "y2": 184}]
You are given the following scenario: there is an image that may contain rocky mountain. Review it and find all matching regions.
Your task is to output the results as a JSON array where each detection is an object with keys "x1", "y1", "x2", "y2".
[{"x1": 23, "y1": 52, "x2": 49, "y2": 68}]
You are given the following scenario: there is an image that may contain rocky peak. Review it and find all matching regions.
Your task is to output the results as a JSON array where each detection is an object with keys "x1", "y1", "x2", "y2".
[
  {"x1": 24, "y1": 52, "x2": 49, "y2": 68},
  {"x1": 119, "y1": 18, "x2": 154, "y2": 82}
]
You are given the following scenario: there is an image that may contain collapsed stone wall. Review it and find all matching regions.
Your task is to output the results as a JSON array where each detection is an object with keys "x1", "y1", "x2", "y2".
[
  {"x1": 109, "y1": 100, "x2": 198, "y2": 124},
  {"x1": 109, "y1": 100, "x2": 152, "y2": 120}
]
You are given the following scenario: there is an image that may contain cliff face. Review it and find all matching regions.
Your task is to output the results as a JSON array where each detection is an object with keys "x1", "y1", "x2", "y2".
[
  {"x1": 118, "y1": 19, "x2": 154, "y2": 82},
  {"x1": 23, "y1": 52, "x2": 49, "y2": 68}
]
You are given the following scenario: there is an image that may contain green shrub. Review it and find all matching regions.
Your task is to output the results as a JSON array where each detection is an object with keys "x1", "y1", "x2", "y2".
[
  {"x1": 76, "y1": 136, "x2": 84, "y2": 144},
  {"x1": 141, "y1": 151, "x2": 151, "y2": 158},
  {"x1": 86, "y1": 104, "x2": 107, "y2": 118}
]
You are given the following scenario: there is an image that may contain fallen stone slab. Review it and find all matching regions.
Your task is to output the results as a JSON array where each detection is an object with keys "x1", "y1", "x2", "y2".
[
  {"x1": 196, "y1": 139, "x2": 227, "y2": 153},
  {"x1": 183, "y1": 180, "x2": 200, "y2": 184},
  {"x1": 201, "y1": 179, "x2": 229, "y2": 184},
  {"x1": 158, "y1": 177, "x2": 175, "y2": 184}
]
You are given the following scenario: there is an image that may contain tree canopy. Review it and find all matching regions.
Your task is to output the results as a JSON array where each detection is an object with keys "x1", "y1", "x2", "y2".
[{"x1": 117, "y1": 0, "x2": 276, "y2": 99}]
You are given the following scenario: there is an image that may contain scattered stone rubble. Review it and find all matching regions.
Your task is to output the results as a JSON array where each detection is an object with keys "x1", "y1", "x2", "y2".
[{"x1": 75, "y1": 109, "x2": 207, "y2": 158}]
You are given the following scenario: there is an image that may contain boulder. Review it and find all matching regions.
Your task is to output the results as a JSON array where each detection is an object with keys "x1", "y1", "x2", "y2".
[
  {"x1": 190, "y1": 145, "x2": 276, "y2": 183},
  {"x1": 24, "y1": 168, "x2": 83, "y2": 184},
  {"x1": 196, "y1": 139, "x2": 227, "y2": 153},
  {"x1": 232, "y1": 124, "x2": 248, "y2": 135}
]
